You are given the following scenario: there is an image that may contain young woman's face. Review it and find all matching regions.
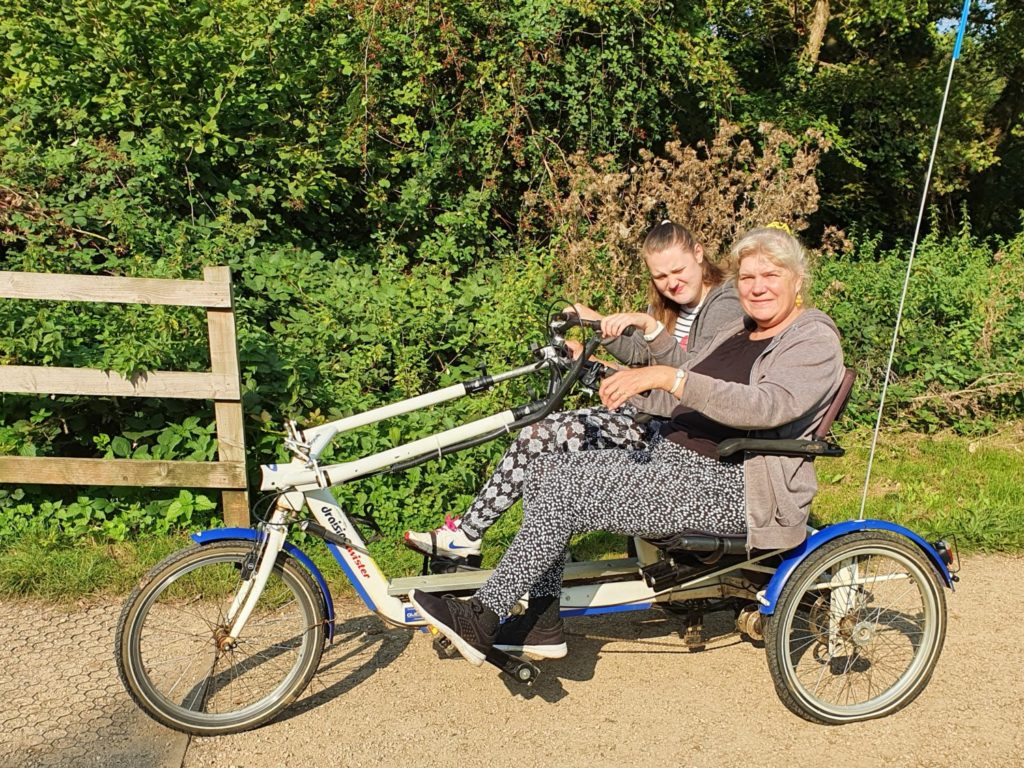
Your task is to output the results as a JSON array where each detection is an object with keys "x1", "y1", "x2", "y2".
[
  {"x1": 645, "y1": 243, "x2": 705, "y2": 308},
  {"x1": 737, "y1": 252, "x2": 803, "y2": 331}
]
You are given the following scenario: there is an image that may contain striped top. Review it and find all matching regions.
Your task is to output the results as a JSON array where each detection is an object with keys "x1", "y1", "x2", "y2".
[{"x1": 672, "y1": 295, "x2": 706, "y2": 350}]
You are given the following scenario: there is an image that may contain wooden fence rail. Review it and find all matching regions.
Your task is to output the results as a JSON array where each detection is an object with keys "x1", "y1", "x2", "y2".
[{"x1": 0, "y1": 266, "x2": 250, "y2": 527}]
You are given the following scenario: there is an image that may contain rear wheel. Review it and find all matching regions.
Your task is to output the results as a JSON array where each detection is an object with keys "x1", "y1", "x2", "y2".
[
  {"x1": 764, "y1": 531, "x2": 946, "y2": 724},
  {"x1": 116, "y1": 541, "x2": 325, "y2": 735}
]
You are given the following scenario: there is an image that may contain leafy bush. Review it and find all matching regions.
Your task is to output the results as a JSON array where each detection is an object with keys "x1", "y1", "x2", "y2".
[
  {"x1": 0, "y1": 242, "x2": 554, "y2": 542},
  {"x1": 0, "y1": 0, "x2": 736, "y2": 269},
  {"x1": 815, "y1": 222, "x2": 1024, "y2": 433},
  {"x1": 0, "y1": 487, "x2": 218, "y2": 543},
  {"x1": 2, "y1": 0, "x2": 1023, "y2": 547}
]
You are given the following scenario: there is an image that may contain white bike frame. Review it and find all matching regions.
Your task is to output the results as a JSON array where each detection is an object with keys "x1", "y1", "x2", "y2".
[
  {"x1": 217, "y1": 318, "x2": 951, "y2": 646},
  {"x1": 222, "y1": 333, "x2": 781, "y2": 640}
]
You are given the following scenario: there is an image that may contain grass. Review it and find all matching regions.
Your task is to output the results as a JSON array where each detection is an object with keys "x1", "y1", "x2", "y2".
[
  {"x1": 810, "y1": 424, "x2": 1024, "y2": 551},
  {"x1": 0, "y1": 533, "x2": 192, "y2": 602},
  {"x1": 2, "y1": 424, "x2": 1021, "y2": 601}
]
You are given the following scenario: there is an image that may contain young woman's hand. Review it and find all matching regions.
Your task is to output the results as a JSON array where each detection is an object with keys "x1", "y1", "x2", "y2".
[
  {"x1": 564, "y1": 338, "x2": 584, "y2": 359},
  {"x1": 565, "y1": 303, "x2": 603, "y2": 322},
  {"x1": 601, "y1": 312, "x2": 658, "y2": 338},
  {"x1": 599, "y1": 366, "x2": 678, "y2": 410}
]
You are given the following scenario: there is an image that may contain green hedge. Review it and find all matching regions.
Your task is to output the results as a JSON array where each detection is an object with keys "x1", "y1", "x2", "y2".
[
  {"x1": 2, "y1": 1, "x2": 1023, "y2": 544},
  {"x1": 815, "y1": 224, "x2": 1024, "y2": 433},
  {"x1": 5, "y1": 224, "x2": 1023, "y2": 543}
]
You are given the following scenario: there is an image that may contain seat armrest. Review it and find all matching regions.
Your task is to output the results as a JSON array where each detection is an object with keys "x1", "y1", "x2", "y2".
[{"x1": 717, "y1": 437, "x2": 846, "y2": 459}]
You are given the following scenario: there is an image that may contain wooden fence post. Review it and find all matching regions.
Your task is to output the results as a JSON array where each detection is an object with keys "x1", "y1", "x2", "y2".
[{"x1": 205, "y1": 266, "x2": 249, "y2": 527}]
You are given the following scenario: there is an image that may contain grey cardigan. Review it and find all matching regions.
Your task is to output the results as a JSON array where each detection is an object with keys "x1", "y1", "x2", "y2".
[
  {"x1": 677, "y1": 310, "x2": 846, "y2": 550},
  {"x1": 602, "y1": 283, "x2": 743, "y2": 417}
]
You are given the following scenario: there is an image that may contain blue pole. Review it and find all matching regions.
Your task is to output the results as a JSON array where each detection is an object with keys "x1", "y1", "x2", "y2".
[{"x1": 953, "y1": 0, "x2": 972, "y2": 60}]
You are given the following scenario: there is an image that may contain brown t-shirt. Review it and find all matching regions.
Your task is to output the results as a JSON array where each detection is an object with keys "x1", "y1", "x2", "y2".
[{"x1": 660, "y1": 330, "x2": 772, "y2": 459}]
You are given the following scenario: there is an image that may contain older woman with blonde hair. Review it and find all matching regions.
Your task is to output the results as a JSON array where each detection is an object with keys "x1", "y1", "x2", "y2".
[{"x1": 410, "y1": 226, "x2": 846, "y2": 666}]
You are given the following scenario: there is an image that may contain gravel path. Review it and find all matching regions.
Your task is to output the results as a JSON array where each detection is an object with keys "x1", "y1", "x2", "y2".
[{"x1": 3, "y1": 553, "x2": 1022, "y2": 768}]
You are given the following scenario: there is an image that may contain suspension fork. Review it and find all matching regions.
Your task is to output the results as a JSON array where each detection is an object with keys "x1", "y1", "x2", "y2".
[{"x1": 224, "y1": 501, "x2": 294, "y2": 642}]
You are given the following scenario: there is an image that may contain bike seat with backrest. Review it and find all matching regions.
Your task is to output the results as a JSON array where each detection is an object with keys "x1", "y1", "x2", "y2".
[{"x1": 648, "y1": 367, "x2": 857, "y2": 558}]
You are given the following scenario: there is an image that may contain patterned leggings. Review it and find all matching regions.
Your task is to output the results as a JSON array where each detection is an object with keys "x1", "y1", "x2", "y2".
[
  {"x1": 475, "y1": 434, "x2": 746, "y2": 618},
  {"x1": 459, "y1": 407, "x2": 654, "y2": 539}
]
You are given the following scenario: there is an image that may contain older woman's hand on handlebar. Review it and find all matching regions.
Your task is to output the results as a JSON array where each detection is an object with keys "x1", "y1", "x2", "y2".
[
  {"x1": 601, "y1": 312, "x2": 659, "y2": 338},
  {"x1": 599, "y1": 365, "x2": 678, "y2": 410}
]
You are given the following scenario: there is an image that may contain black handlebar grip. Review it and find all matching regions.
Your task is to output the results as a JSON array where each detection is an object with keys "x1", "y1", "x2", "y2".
[{"x1": 566, "y1": 315, "x2": 636, "y2": 337}]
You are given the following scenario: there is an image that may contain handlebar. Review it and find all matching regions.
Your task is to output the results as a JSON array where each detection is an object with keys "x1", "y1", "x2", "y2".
[
  {"x1": 550, "y1": 311, "x2": 637, "y2": 338},
  {"x1": 546, "y1": 311, "x2": 638, "y2": 392},
  {"x1": 283, "y1": 306, "x2": 638, "y2": 472}
]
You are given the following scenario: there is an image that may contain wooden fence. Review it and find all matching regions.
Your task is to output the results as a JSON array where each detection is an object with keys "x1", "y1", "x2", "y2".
[{"x1": 0, "y1": 267, "x2": 250, "y2": 527}]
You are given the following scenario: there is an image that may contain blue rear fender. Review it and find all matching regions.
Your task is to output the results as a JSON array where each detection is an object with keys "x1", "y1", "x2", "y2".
[
  {"x1": 191, "y1": 528, "x2": 336, "y2": 641},
  {"x1": 759, "y1": 519, "x2": 954, "y2": 615}
]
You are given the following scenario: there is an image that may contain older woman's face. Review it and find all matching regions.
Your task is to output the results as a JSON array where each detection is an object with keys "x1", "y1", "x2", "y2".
[{"x1": 737, "y1": 252, "x2": 803, "y2": 331}]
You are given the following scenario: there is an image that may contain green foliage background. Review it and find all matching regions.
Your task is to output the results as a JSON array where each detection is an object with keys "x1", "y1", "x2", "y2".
[{"x1": 1, "y1": 0, "x2": 1023, "y2": 545}]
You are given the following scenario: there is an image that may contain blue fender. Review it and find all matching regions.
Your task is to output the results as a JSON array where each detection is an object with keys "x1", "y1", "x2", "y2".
[
  {"x1": 759, "y1": 519, "x2": 953, "y2": 615},
  {"x1": 191, "y1": 528, "x2": 336, "y2": 641}
]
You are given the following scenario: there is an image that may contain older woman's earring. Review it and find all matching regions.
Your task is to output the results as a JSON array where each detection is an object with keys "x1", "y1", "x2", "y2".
[{"x1": 795, "y1": 294, "x2": 804, "y2": 308}]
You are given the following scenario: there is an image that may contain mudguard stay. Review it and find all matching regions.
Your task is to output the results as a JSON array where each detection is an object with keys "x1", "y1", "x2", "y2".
[{"x1": 191, "y1": 528, "x2": 336, "y2": 641}]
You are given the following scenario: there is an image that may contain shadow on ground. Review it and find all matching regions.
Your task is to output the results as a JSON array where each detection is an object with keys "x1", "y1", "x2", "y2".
[
  {"x1": 274, "y1": 613, "x2": 413, "y2": 722},
  {"x1": 0, "y1": 599, "x2": 752, "y2": 763}
]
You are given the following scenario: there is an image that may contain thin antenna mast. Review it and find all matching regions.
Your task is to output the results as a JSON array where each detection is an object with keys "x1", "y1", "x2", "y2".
[{"x1": 858, "y1": 0, "x2": 973, "y2": 520}]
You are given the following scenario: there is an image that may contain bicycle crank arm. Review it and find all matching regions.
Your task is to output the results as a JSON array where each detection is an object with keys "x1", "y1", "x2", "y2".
[{"x1": 429, "y1": 630, "x2": 540, "y2": 685}]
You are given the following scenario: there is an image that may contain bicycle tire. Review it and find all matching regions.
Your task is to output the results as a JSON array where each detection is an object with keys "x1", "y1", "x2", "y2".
[
  {"x1": 764, "y1": 530, "x2": 946, "y2": 724},
  {"x1": 115, "y1": 541, "x2": 325, "y2": 735}
]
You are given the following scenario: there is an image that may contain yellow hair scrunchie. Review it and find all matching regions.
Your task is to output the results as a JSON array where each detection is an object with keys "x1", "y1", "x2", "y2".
[{"x1": 765, "y1": 221, "x2": 793, "y2": 235}]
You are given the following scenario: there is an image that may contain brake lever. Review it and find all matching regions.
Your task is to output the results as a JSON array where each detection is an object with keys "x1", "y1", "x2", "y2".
[{"x1": 578, "y1": 359, "x2": 613, "y2": 393}]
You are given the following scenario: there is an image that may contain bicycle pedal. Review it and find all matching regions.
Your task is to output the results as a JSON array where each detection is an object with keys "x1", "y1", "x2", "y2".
[
  {"x1": 430, "y1": 631, "x2": 457, "y2": 657},
  {"x1": 683, "y1": 625, "x2": 705, "y2": 651},
  {"x1": 418, "y1": 552, "x2": 483, "y2": 575},
  {"x1": 484, "y1": 646, "x2": 540, "y2": 686},
  {"x1": 682, "y1": 612, "x2": 705, "y2": 651},
  {"x1": 428, "y1": 554, "x2": 482, "y2": 574}
]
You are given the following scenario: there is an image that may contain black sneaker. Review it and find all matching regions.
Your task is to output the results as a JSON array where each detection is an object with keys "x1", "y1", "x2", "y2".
[
  {"x1": 495, "y1": 598, "x2": 567, "y2": 659},
  {"x1": 409, "y1": 590, "x2": 499, "y2": 666}
]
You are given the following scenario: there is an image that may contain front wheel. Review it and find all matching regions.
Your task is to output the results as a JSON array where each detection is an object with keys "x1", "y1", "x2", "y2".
[
  {"x1": 764, "y1": 531, "x2": 946, "y2": 724},
  {"x1": 116, "y1": 541, "x2": 326, "y2": 735}
]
